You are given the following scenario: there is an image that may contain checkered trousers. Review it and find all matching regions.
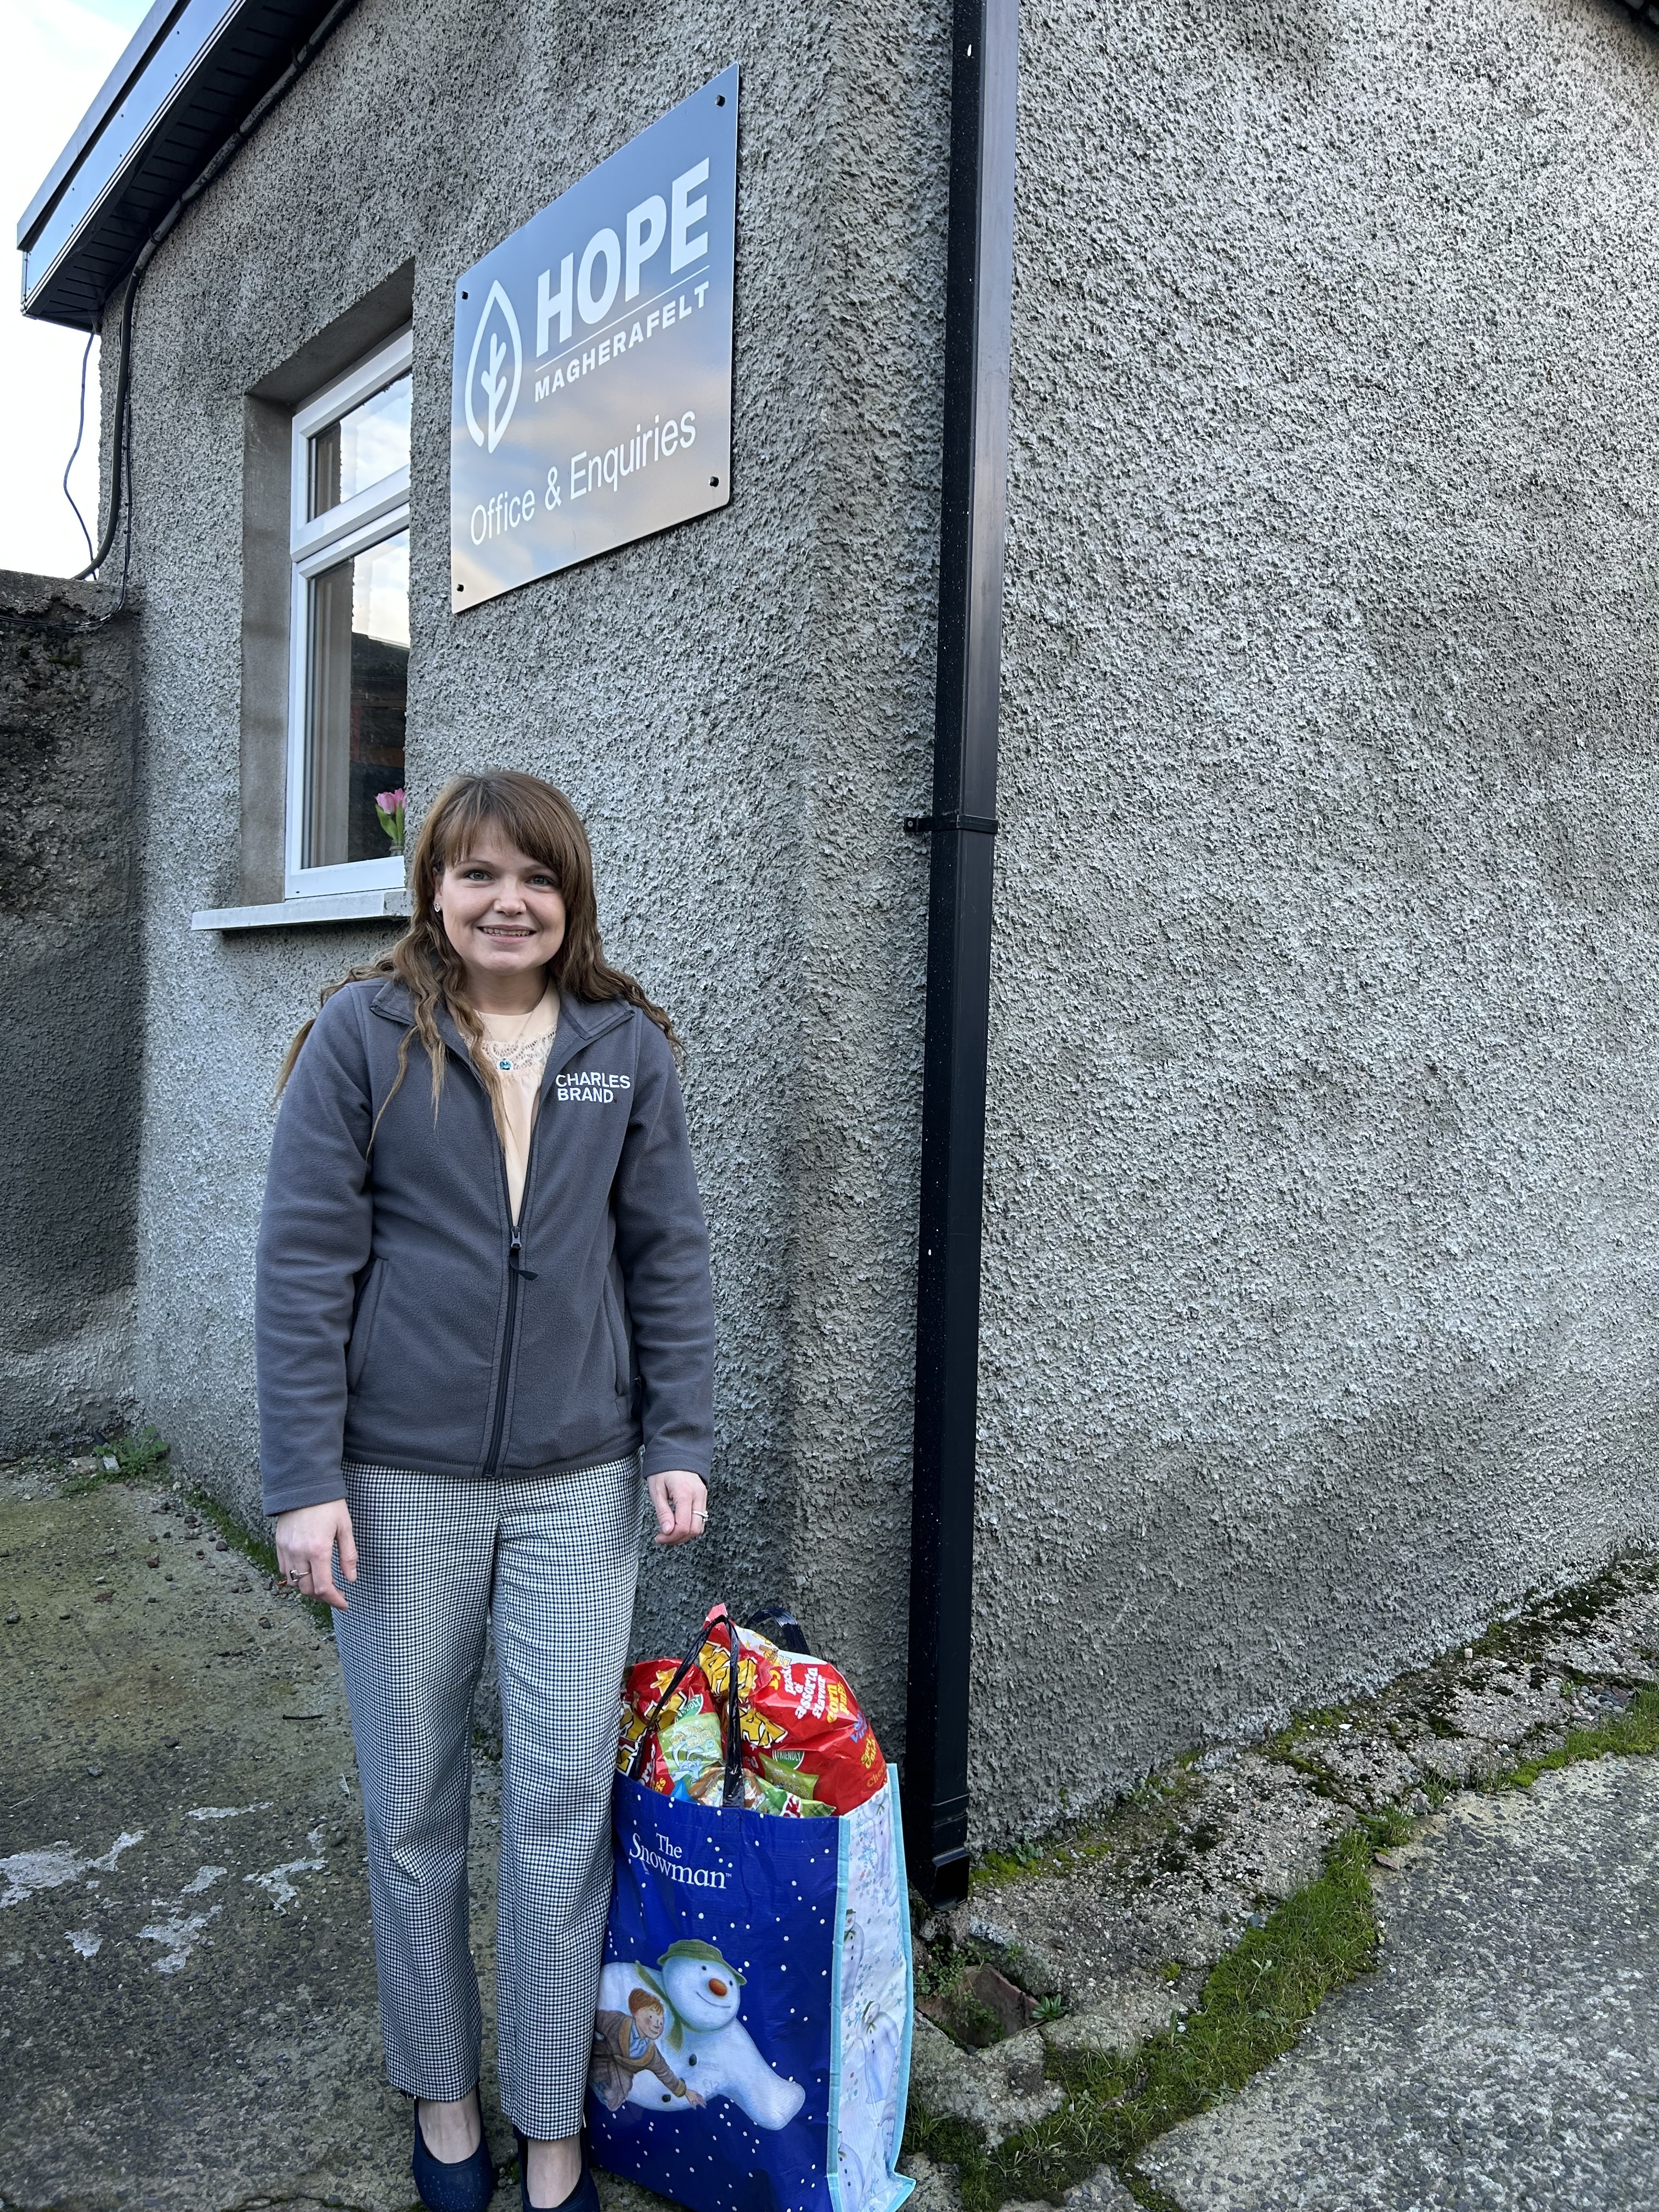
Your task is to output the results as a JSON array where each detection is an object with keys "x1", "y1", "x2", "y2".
[{"x1": 333, "y1": 1455, "x2": 642, "y2": 2141}]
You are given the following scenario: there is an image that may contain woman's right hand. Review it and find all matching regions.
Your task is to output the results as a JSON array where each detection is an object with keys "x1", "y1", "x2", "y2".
[{"x1": 273, "y1": 1499, "x2": 358, "y2": 1612}]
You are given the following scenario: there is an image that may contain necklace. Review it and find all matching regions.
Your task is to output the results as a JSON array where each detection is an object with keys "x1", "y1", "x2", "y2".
[
  {"x1": 486, "y1": 1028, "x2": 557, "y2": 1078},
  {"x1": 480, "y1": 997, "x2": 554, "y2": 1076}
]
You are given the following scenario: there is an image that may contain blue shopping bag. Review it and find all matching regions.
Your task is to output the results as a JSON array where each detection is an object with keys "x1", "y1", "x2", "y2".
[{"x1": 588, "y1": 1615, "x2": 915, "y2": 2212}]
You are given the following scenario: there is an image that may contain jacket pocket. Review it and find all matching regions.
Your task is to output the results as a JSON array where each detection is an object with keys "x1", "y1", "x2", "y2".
[
  {"x1": 603, "y1": 1266, "x2": 631, "y2": 1398},
  {"x1": 346, "y1": 1259, "x2": 387, "y2": 1390}
]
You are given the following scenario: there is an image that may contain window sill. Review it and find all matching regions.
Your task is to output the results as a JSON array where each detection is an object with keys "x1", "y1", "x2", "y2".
[{"x1": 192, "y1": 888, "x2": 411, "y2": 932}]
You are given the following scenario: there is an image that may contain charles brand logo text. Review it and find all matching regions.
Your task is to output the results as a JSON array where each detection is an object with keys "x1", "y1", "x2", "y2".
[{"x1": 557, "y1": 1069, "x2": 633, "y2": 1104}]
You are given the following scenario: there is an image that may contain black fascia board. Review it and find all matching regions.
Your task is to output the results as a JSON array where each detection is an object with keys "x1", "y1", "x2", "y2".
[
  {"x1": 18, "y1": 0, "x2": 183, "y2": 250},
  {"x1": 18, "y1": 0, "x2": 343, "y2": 331}
]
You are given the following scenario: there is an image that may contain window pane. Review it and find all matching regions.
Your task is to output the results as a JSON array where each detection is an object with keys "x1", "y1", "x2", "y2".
[
  {"x1": 303, "y1": 531, "x2": 409, "y2": 868},
  {"x1": 307, "y1": 373, "x2": 411, "y2": 520}
]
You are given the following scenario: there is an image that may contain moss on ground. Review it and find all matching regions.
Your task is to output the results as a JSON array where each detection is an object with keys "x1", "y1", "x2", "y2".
[
  {"x1": 25, "y1": 1428, "x2": 339, "y2": 1639},
  {"x1": 905, "y1": 1809, "x2": 1408, "y2": 2211},
  {"x1": 1496, "y1": 1682, "x2": 1659, "y2": 1789},
  {"x1": 180, "y1": 1479, "x2": 338, "y2": 1637},
  {"x1": 908, "y1": 1675, "x2": 1659, "y2": 2210},
  {"x1": 973, "y1": 1770, "x2": 1189, "y2": 1891}
]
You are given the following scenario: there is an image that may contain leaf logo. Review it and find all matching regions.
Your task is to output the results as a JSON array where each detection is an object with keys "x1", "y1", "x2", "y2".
[{"x1": 464, "y1": 279, "x2": 523, "y2": 453}]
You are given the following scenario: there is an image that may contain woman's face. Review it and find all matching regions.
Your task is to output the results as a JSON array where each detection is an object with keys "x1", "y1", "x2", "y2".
[{"x1": 435, "y1": 828, "x2": 567, "y2": 987}]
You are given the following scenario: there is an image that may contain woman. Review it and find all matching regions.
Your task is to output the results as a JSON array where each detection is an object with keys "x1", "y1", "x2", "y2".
[{"x1": 258, "y1": 771, "x2": 713, "y2": 2212}]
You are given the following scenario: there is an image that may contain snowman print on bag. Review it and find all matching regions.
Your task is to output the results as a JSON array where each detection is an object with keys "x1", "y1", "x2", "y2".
[{"x1": 593, "y1": 1939, "x2": 807, "y2": 2129}]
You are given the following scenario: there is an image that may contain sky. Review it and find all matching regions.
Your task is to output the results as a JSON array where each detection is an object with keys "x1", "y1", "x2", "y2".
[{"x1": 1, "y1": 0, "x2": 154, "y2": 577}]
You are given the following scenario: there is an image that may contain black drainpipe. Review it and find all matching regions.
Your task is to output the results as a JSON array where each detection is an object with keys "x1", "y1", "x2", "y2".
[{"x1": 903, "y1": 0, "x2": 1019, "y2": 1905}]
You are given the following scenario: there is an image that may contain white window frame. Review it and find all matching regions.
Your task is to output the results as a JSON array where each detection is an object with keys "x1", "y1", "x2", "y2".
[{"x1": 284, "y1": 326, "x2": 413, "y2": 900}]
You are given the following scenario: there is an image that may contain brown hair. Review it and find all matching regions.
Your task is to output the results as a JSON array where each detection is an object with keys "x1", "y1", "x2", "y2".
[
  {"x1": 275, "y1": 771, "x2": 676, "y2": 1121},
  {"x1": 628, "y1": 1988, "x2": 664, "y2": 2021}
]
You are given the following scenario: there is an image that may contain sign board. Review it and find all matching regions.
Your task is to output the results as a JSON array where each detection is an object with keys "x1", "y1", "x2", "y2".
[{"x1": 449, "y1": 66, "x2": 737, "y2": 611}]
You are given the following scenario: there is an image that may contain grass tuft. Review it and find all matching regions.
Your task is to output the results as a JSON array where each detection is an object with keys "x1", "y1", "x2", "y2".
[{"x1": 61, "y1": 1425, "x2": 172, "y2": 1494}]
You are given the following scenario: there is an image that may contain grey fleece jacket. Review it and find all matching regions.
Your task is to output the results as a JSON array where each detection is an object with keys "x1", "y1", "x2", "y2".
[{"x1": 256, "y1": 978, "x2": 713, "y2": 1515}]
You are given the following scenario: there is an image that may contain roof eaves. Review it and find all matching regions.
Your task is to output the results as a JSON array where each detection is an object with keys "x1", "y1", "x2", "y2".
[{"x1": 18, "y1": 0, "x2": 348, "y2": 331}]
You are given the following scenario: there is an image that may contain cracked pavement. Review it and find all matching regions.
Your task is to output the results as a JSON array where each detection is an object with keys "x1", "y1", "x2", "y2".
[
  {"x1": 1139, "y1": 1757, "x2": 1659, "y2": 2209},
  {"x1": 907, "y1": 1560, "x2": 1659, "y2": 2209}
]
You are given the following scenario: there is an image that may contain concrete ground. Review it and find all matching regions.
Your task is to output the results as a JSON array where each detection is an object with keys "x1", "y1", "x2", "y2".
[
  {"x1": 0, "y1": 1460, "x2": 669, "y2": 2212},
  {"x1": 8, "y1": 1458, "x2": 1659, "y2": 2212},
  {"x1": 1139, "y1": 1759, "x2": 1659, "y2": 2211},
  {"x1": 1, "y1": 1460, "x2": 479, "y2": 2210}
]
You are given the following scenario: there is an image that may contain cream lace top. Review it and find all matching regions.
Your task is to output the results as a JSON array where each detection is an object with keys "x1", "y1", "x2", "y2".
[{"x1": 476, "y1": 985, "x2": 560, "y2": 1223}]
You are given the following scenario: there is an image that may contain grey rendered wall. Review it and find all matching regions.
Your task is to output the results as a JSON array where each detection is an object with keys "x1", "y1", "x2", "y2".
[
  {"x1": 0, "y1": 572, "x2": 140, "y2": 1452},
  {"x1": 111, "y1": 0, "x2": 947, "y2": 1747},
  {"x1": 976, "y1": 0, "x2": 1659, "y2": 1835}
]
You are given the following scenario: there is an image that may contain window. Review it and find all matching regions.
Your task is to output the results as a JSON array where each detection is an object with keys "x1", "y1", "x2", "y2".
[{"x1": 285, "y1": 329, "x2": 411, "y2": 897}]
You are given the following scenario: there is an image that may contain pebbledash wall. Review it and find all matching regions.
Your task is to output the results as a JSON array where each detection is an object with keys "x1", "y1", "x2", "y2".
[
  {"x1": 973, "y1": 0, "x2": 1659, "y2": 1820},
  {"x1": 88, "y1": 0, "x2": 1659, "y2": 1841},
  {"x1": 0, "y1": 574, "x2": 140, "y2": 1457},
  {"x1": 111, "y1": 0, "x2": 949, "y2": 1773}
]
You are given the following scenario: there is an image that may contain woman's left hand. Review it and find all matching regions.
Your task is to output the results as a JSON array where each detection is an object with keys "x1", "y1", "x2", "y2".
[{"x1": 647, "y1": 1471, "x2": 708, "y2": 1545}]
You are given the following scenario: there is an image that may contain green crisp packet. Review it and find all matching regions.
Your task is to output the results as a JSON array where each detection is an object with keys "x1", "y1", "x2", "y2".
[
  {"x1": 658, "y1": 1700, "x2": 724, "y2": 1791},
  {"x1": 758, "y1": 1749, "x2": 821, "y2": 1799},
  {"x1": 685, "y1": 1767, "x2": 836, "y2": 1816}
]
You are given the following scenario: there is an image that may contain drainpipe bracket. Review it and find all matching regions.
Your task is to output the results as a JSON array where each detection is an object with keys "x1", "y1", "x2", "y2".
[{"x1": 903, "y1": 813, "x2": 1000, "y2": 836}]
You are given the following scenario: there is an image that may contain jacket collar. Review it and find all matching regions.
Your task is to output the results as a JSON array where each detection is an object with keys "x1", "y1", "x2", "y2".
[{"x1": 368, "y1": 974, "x2": 633, "y2": 1079}]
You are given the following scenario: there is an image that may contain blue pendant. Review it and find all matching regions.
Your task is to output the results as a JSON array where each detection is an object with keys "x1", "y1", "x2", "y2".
[{"x1": 498, "y1": 1058, "x2": 512, "y2": 1071}]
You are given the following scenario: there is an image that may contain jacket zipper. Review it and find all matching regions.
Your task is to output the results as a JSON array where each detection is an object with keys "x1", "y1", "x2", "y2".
[
  {"x1": 475, "y1": 1008, "x2": 629, "y2": 1476},
  {"x1": 484, "y1": 1150, "x2": 541, "y2": 1477},
  {"x1": 482, "y1": 1245, "x2": 518, "y2": 1477},
  {"x1": 482, "y1": 1098, "x2": 541, "y2": 1477}
]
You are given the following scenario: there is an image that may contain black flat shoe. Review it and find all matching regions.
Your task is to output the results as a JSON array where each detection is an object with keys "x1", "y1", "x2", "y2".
[
  {"x1": 515, "y1": 2130, "x2": 600, "y2": 2212},
  {"x1": 413, "y1": 2096, "x2": 496, "y2": 2212}
]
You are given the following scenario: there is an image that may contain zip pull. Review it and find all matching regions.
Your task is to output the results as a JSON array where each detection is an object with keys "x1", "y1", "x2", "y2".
[{"x1": 509, "y1": 1229, "x2": 538, "y2": 1283}]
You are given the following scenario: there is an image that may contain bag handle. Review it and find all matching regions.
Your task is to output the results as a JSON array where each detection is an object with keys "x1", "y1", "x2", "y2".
[
  {"x1": 628, "y1": 1646, "x2": 703, "y2": 1781},
  {"x1": 628, "y1": 1608, "x2": 747, "y2": 1810}
]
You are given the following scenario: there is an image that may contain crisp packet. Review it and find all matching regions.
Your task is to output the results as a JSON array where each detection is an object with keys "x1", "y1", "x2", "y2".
[
  {"x1": 657, "y1": 1699, "x2": 723, "y2": 1795},
  {"x1": 695, "y1": 1610, "x2": 888, "y2": 1814},
  {"x1": 617, "y1": 1657, "x2": 715, "y2": 1793},
  {"x1": 685, "y1": 1765, "x2": 834, "y2": 1816},
  {"x1": 756, "y1": 1747, "x2": 821, "y2": 1801}
]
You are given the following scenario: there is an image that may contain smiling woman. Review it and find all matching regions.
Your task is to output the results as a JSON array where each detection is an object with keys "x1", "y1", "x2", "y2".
[{"x1": 257, "y1": 770, "x2": 713, "y2": 2212}]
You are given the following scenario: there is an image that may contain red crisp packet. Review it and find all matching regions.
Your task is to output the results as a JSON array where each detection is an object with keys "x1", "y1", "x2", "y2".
[
  {"x1": 695, "y1": 1607, "x2": 888, "y2": 1814},
  {"x1": 617, "y1": 1657, "x2": 715, "y2": 1795}
]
